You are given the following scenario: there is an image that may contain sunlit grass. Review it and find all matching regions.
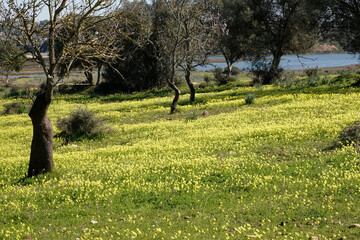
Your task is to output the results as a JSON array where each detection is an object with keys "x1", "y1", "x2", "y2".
[{"x1": 1, "y1": 73, "x2": 360, "y2": 239}]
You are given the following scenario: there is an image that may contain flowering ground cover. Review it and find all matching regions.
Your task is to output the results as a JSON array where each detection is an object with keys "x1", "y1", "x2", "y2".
[{"x1": 1, "y1": 75, "x2": 360, "y2": 239}]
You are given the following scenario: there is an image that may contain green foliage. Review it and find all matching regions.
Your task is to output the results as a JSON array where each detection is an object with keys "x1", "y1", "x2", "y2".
[
  {"x1": 275, "y1": 73, "x2": 360, "y2": 89},
  {"x1": 212, "y1": 67, "x2": 236, "y2": 85},
  {"x1": 213, "y1": 67, "x2": 223, "y2": 74},
  {"x1": 2, "y1": 102, "x2": 29, "y2": 115},
  {"x1": 203, "y1": 75, "x2": 213, "y2": 85},
  {"x1": 0, "y1": 40, "x2": 26, "y2": 77},
  {"x1": 224, "y1": 66, "x2": 242, "y2": 76},
  {"x1": 245, "y1": 92, "x2": 256, "y2": 105},
  {"x1": 56, "y1": 107, "x2": 111, "y2": 142},
  {"x1": 304, "y1": 67, "x2": 320, "y2": 77},
  {"x1": 213, "y1": 72, "x2": 230, "y2": 85},
  {"x1": 185, "y1": 112, "x2": 197, "y2": 122},
  {"x1": 250, "y1": 61, "x2": 283, "y2": 85},
  {"x1": 335, "y1": 121, "x2": 360, "y2": 149},
  {"x1": 3, "y1": 85, "x2": 32, "y2": 99}
]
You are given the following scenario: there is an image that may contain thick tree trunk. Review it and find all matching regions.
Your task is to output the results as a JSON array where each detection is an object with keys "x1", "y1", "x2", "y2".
[
  {"x1": 28, "y1": 92, "x2": 54, "y2": 177},
  {"x1": 167, "y1": 80, "x2": 181, "y2": 114},
  {"x1": 264, "y1": 50, "x2": 282, "y2": 85},
  {"x1": 185, "y1": 64, "x2": 195, "y2": 103},
  {"x1": 84, "y1": 70, "x2": 94, "y2": 85}
]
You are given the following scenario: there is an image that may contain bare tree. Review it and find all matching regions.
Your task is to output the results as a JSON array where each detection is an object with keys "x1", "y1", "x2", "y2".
[
  {"x1": 0, "y1": 0, "x2": 121, "y2": 177},
  {"x1": 178, "y1": 0, "x2": 217, "y2": 103},
  {"x1": 151, "y1": 0, "x2": 184, "y2": 113},
  {"x1": 151, "y1": 0, "x2": 217, "y2": 111}
]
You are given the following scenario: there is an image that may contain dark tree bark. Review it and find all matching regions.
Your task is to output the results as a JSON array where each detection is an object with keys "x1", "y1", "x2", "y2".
[
  {"x1": 84, "y1": 70, "x2": 94, "y2": 85},
  {"x1": 168, "y1": 80, "x2": 181, "y2": 114},
  {"x1": 2, "y1": 0, "x2": 116, "y2": 178},
  {"x1": 5, "y1": 72, "x2": 9, "y2": 84},
  {"x1": 185, "y1": 63, "x2": 195, "y2": 103},
  {"x1": 96, "y1": 62, "x2": 102, "y2": 85},
  {"x1": 264, "y1": 49, "x2": 283, "y2": 85},
  {"x1": 28, "y1": 92, "x2": 53, "y2": 177}
]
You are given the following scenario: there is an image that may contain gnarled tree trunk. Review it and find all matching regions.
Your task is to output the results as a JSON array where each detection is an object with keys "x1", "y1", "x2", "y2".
[
  {"x1": 185, "y1": 64, "x2": 195, "y2": 103},
  {"x1": 28, "y1": 92, "x2": 53, "y2": 177},
  {"x1": 167, "y1": 80, "x2": 181, "y2": 114},
  {"x1": 84, "y1": 70, "x2": 94, "y2": 85},
  {"x1": 264, "y1": 49, "x2": 283, "y2": 85}
]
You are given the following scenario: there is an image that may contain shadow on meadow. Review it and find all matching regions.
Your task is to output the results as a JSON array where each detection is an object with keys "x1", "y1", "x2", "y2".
[{"x1": 6, "y1": 72, "x2": 360, "y2": 125}]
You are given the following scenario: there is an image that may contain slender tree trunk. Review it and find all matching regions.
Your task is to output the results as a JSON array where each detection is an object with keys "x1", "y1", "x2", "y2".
[
  {"x1": 28, "y1": 91, "x2": 53, "y2": 177},
  {"x1": 167, "y1": 79, "x2": 181, "y2": 114},
  {"x1": 96, "y1": 63, "x2": 102, "y2": 85},
  {"x1": 185, "y1": 63, "x2": 195, "y2": 103},
  {"x1": 226, "y1": 62, "x2": 233, "y2": 79},
  {"x1": 84, "y1": 70, "x2": 94, "y2": 85},
  {"x1": 222, "y1": 49, "x2": 235, "y2": 79},
  {"x1": 5, "y1": 73, "x2": 9, "y2": 84}
]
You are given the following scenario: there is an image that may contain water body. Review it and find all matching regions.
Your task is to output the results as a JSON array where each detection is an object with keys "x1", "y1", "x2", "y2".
[
  {"x1": 1, "y1": 54, "x2": 359, "y2": 79},
  {"x1": 197, "y1": 53, "x2": 360, "y2": 71},
  {"x1": 4, "y1": 75, "x2": 46, "y2": 79}
]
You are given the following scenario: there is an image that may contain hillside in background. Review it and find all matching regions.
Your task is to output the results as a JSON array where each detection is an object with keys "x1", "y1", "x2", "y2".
[{"x1": 310, "y1": 42, "x2": 344, "y2": 54}]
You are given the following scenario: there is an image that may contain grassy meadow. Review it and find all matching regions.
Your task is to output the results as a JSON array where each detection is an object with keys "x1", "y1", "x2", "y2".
[{"x1": 1, "y1": 70, "x2": 360, "y2": 239}]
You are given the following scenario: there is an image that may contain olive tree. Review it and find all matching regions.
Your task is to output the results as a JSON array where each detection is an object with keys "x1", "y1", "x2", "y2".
[
  {"x1": 178, "y1": 0, "x2": 218, "y2": 103},
  {"x1": 250, "y1": 0, "x2": 323, "y2": 84},
  {"x1": 101, "y1": 0, "x2": 167, "y2": 93},
  {"x1": 151, "y1": 0, "x2": 184, "y2": 113},
  {"x1": 326, "y1": 0, "x2": 360, "y2": 53},
  {"x1": 152, "y1": 0, "x2": 218, "y2": 111},
  {"x1": 0, "y1": 40, "x2": 26, "y2": 83},
  {"x1": 216, "y1": 0, "x2": 257, "y2": 79},
  {"x1": 0, "y1": 0, "x2": 121, "y2": 177}
]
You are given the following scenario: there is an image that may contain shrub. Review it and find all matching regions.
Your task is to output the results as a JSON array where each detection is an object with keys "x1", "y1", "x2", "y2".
[
  {"x1": 335, "y1": 121, "x2": 360, "y2": 149},
  {"x1": 5, "y1": 85, "x2": 31, "y2": 98},
  {"x1": 213, "y1": 67, "x2": 224, "y2": 74},
  {"x1": 224, "y1": 66, "x2": 242, "y2": 76},
  {"x1": 250, "y1": 61, "x2": 283, "y2": 85},
  {"x1": 2, "y1": 102, "x2": 30, "y2": 115},
  {"x1": 213, "y1": 72, "x2": 229, "y2": 85},
  {"x1": 56, "y1": 107, "x2": 111, "y2": 142},
  {"x1": 304, "y1": 67, "x2": 319, "y2": 77},
  {"x1": 185, "y1": 112, "x2": 197, "y2": 122},
  {"x1": 245, "y1": 93, "x2": 256, "y2": 105},
  {"x1": 204, "y1": 75, "x2": 212, "y2": 85}
]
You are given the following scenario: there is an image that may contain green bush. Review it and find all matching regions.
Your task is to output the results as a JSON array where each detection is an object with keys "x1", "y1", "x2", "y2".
[
  {"x1": 213, "y1": 72, "x2": 229, "y2": 85},
  {"x1": 2, "y1": 102, "x2": 30, "y2": 115},
  {"x1": 250, "y1": 61, "x2": 282, "y2": 85},
  {"x1": 245, "y1": 93, "x2": 256, "y2": 105},
  {"x1": 213, "y1": 67, "x2": 224, "y2": 74},
  {"x1": 56, "y1": 107, "x2": 111, "y2": 142},
  {"x1": 203, "y1": 75, "x2": 212, "y2": 85},
  {"x1": 224, "y1": 66, "x2": 242, "y2": 76},
  {"x1": 5, "y1": 85, "x2": 31, "y2": 98},
  {"x1": 335, "y1": 121, "x2": 360, "y2": 149},
  {"x1": 185, "y1": 112, "x2": 197, "y2": 122},
  {"x1": 304, "y1": 67, "x2": 319, "y2": 77}
]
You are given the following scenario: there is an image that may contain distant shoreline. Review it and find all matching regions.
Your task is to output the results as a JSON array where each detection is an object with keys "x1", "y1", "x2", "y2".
[{"x1": 207, "y1": 52, "x2": 352, "y2": 64}]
